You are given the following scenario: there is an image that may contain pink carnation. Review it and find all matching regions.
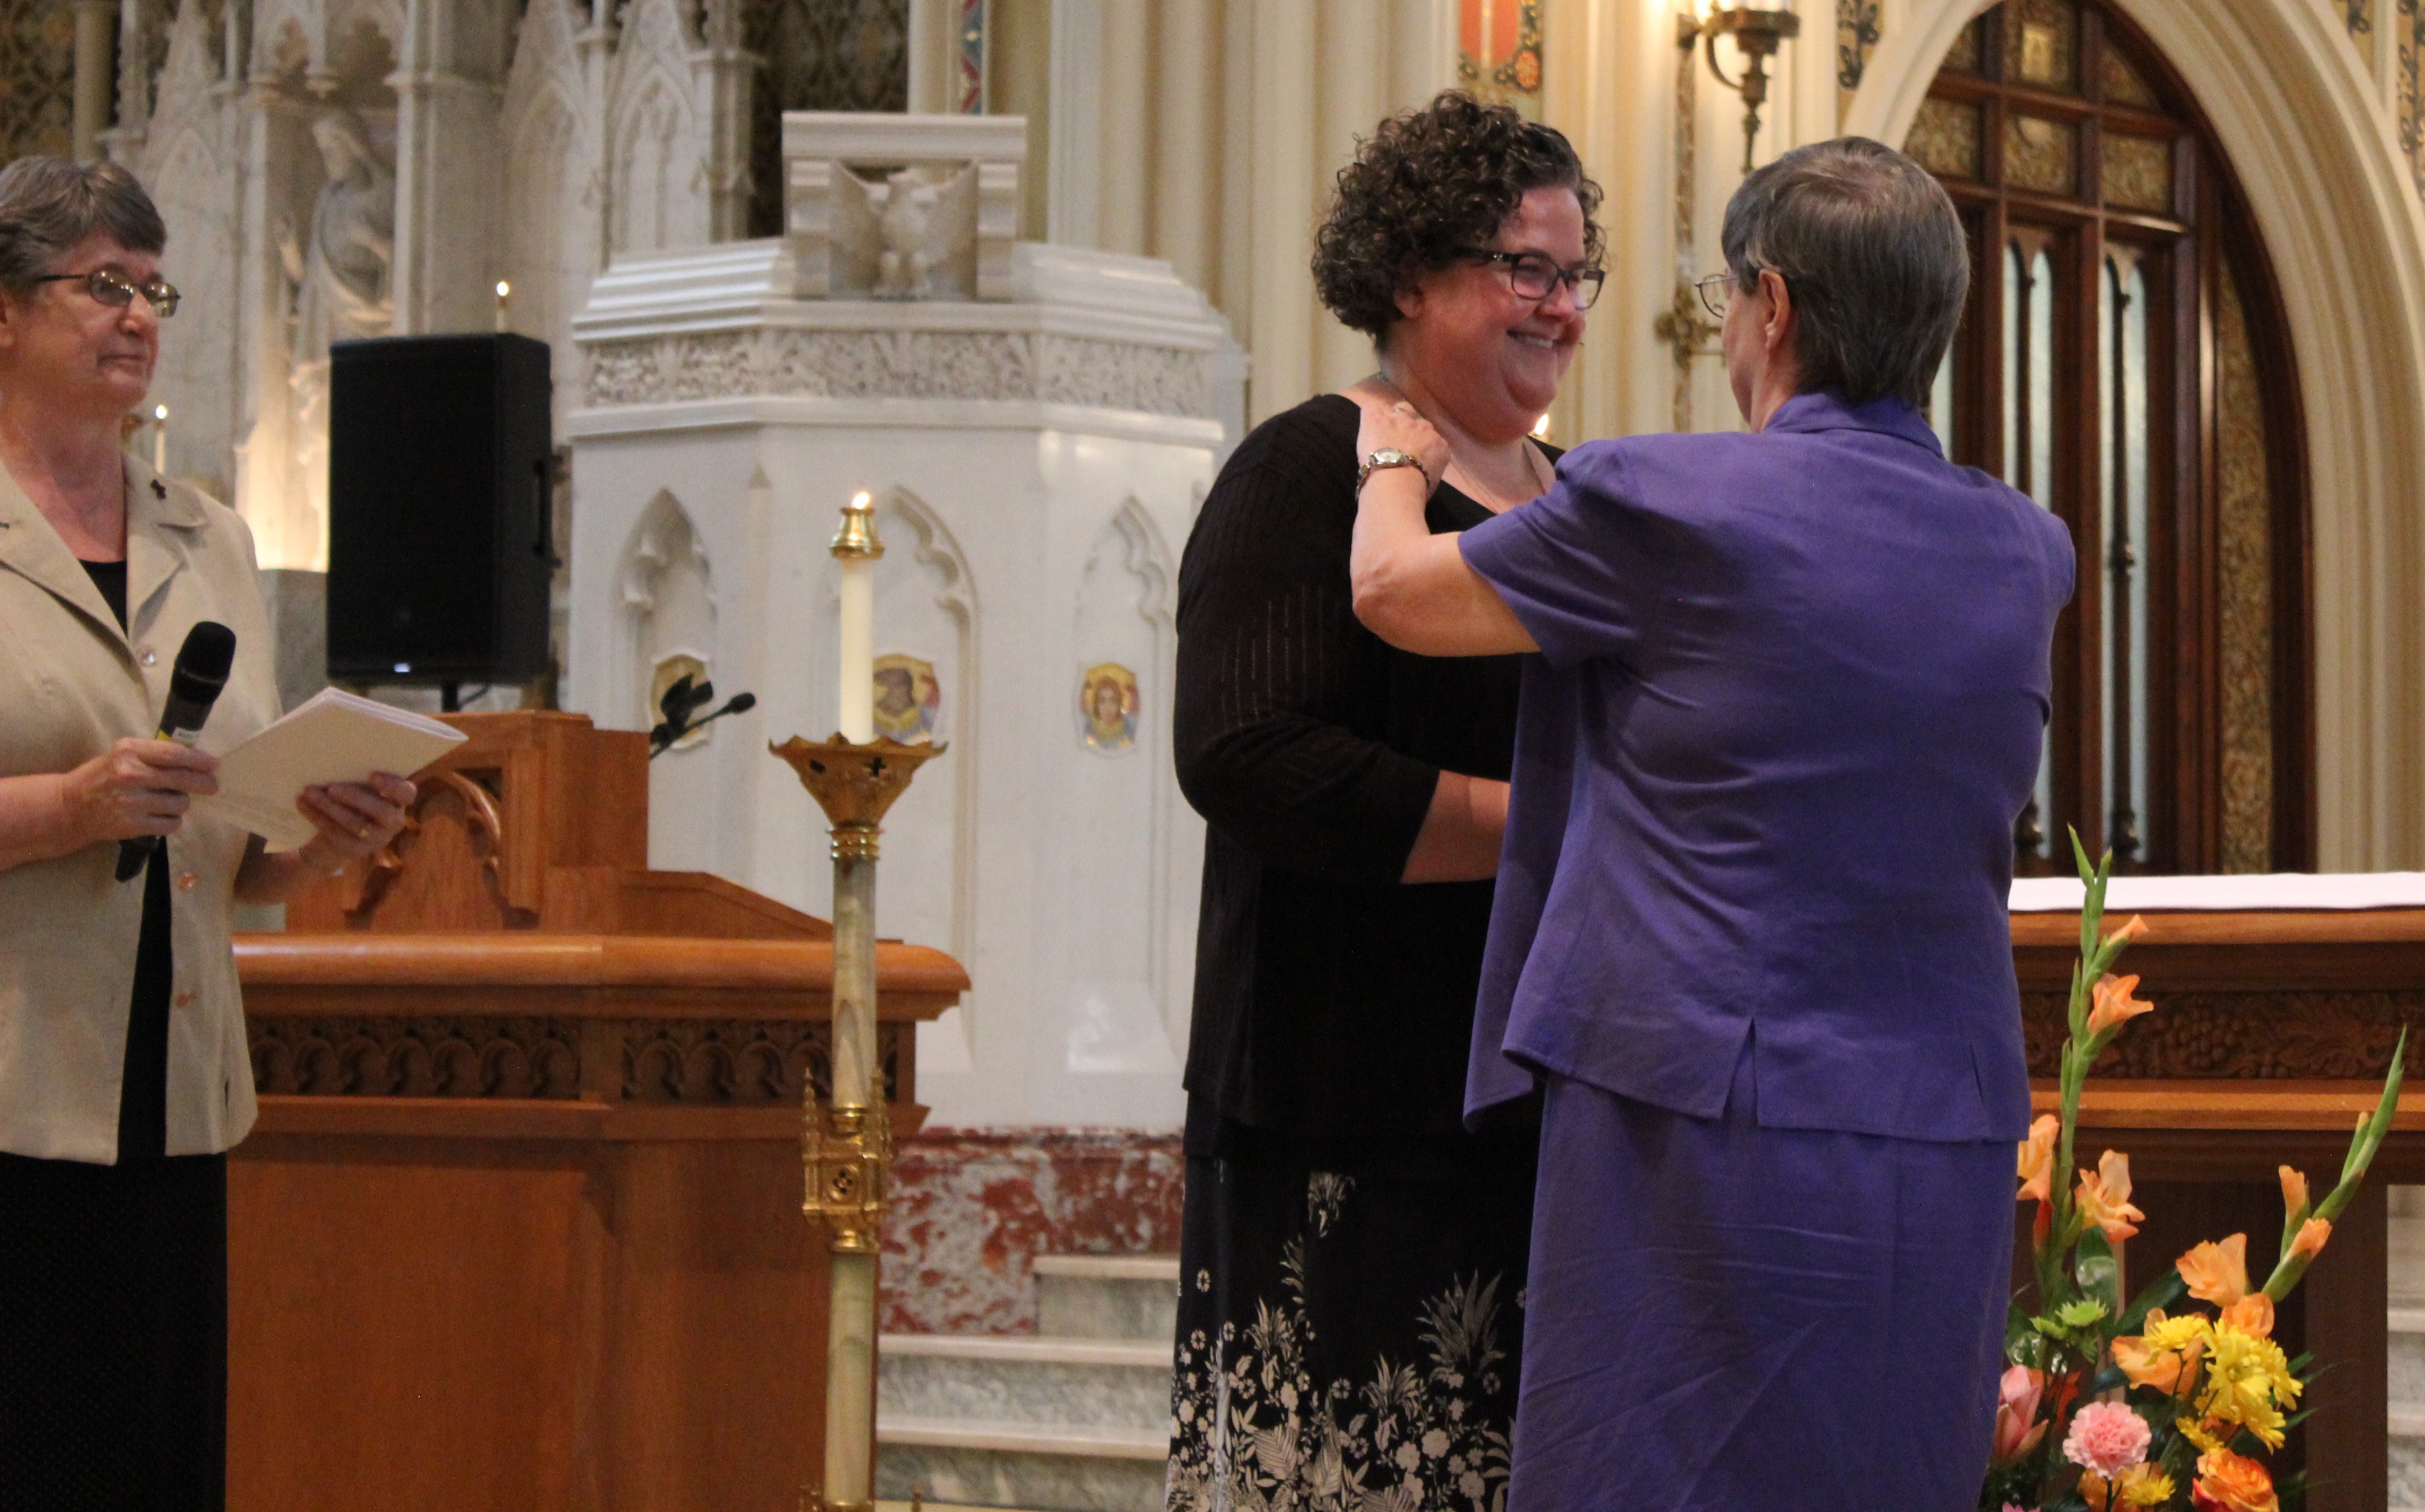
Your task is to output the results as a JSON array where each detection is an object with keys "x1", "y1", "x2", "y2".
[{"x1": 2061, "y1": 1400, "x2": 2151, "y2": 1477}]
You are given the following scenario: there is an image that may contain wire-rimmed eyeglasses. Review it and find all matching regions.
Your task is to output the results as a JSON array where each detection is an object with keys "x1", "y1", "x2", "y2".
[
  {"x1": 1693, "y1": 273, "x2": 1737, "y2": 322},
  {"x1": 1461, "y1": 248, "x2": 1606, "y2": 311},
  {"x1": 32, "y1": 268, "x2": 181, "y2": 319}
]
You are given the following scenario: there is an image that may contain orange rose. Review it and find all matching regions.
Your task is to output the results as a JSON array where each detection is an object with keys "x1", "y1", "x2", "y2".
[
  {"x1": 2288, "y1": 1217, "x2": 2331, "y2": 1263},
  {"x1": 2177, "y1": 1234, "x2": 2249, "y2": 1307},
  {"x1": 2218, "y1": 1293, "x2": 2276, "y2": 1340},
  {"x1": 2076, "y1": 1149, "x2": 2145, "y2": 1242},
  {"x1": 2086, "y1": 972, "x2": 2155, "y2": 1037},
  {"x1": 2191, "y1": 1446, "x2": 2278, "y2": 1512},
  {"x1": 2017, "y1": 1114, "x2": 2059, "y2": 1204}
]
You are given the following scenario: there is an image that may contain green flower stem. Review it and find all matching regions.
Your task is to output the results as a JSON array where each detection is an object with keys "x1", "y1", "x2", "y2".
[{"x1": 2261, "y1": 1027, "x2": 2406, "y2": 1304}]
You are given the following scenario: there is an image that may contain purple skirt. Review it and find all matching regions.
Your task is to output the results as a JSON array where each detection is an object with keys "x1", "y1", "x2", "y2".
[{"x1": 1511, "y1": 1053, "x2": 2011, "y2": 1512}]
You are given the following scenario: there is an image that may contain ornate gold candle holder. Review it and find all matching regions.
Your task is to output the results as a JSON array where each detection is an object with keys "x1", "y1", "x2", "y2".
[{"x1": 771, "y1": 731, "x2": 945, "y2": 1512}]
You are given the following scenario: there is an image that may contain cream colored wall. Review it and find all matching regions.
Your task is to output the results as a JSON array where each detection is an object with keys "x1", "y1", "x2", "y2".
[{"x1": 984, "y1": 0, "x2": 1458, "y2": 421}]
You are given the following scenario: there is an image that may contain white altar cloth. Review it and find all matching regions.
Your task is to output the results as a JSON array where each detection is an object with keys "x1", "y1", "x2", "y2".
[{"x1": 2009, "y1": 873, "x2": 2425, "y2": 913}]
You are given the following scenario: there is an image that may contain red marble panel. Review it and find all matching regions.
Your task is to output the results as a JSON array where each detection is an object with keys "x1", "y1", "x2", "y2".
[{"x1": 880, "y1": 1127, "x2": 1184, "y2": 1334}]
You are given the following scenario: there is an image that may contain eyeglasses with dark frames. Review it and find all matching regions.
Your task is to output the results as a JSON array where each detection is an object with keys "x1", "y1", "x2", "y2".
[
  {"x1": 1461, "y1": 248, "x2": 1606, "y2": 311},
  {"x1": 31, "y1": 268, "x2": 181, "y2": 319},
  {"x1": 1694, "y1": 272, "x2": 1737, "y2": 321}
]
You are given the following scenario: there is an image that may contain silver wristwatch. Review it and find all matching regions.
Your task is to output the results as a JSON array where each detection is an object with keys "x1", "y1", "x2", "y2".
[{"x1": 1357, "y1": 448, "x2": 1430, "y2": 494}]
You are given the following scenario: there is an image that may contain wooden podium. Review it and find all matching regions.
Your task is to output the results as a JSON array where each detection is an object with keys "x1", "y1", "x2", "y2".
[
  {"x1": 2015, "y1": 906, "x2": 2425, "y2": 1512},
  {"x1": 226, "y1": 712, "x2": 966, "y2": 1512}
]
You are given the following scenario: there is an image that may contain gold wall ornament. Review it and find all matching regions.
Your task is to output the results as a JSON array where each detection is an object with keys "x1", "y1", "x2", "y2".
[
  {"x1": 1693, "y1": 6, "x2": 1804, "y2": 175},
  {"x1": 872, "y1": 654, "x2": 942, "y2": 744},
  {"x1": 1078, "y1": 662, "x2": 1140, "y2": 753}
]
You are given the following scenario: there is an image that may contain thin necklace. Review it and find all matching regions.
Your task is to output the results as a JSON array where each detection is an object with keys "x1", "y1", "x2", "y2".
[{"x1": 1451, "y1": 443, "x2": 1552, "y2": 512}]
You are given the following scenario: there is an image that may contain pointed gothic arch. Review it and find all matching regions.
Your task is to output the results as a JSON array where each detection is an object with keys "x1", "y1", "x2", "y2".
[{"x1": 1847, "y1": 0, "x2": 2425, "y2": 869}]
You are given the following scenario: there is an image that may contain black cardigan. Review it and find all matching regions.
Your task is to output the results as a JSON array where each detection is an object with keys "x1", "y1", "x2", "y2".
[{"x1": 1175, "y1": 393, "x2": 1537, "y2": 1144}]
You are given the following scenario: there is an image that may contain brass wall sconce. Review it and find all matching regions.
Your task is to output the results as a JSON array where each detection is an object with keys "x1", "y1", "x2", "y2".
[{"x1": 1682, "y1": 5, "x2": 1802, "y2": 175}]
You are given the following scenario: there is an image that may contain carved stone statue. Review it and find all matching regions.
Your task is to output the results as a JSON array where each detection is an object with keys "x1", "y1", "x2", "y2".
[
  {"x1": 273, "y1": 109, "x2": 395, "y2": 573},
  {"x1": 875, "y1": 169, "x2": 939, "y2": 299},
  {"x1": 280, "y1": 109, "x2": 396, "y2": 359}
]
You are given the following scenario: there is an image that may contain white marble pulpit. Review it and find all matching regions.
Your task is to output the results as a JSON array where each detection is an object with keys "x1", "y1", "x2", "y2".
[{"x1": 565, "y1": 113, "x2": 1244, "y2": 1130}]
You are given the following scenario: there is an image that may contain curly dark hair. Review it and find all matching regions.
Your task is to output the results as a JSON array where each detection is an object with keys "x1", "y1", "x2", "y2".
[{"x1": 1313, "y1": 92, "x2": 1604, "y2": 345}]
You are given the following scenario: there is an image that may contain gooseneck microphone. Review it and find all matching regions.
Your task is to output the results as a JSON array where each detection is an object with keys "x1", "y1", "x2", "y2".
[
  {"x1": 115, "y1": 620, "x2": 237, "y2": 882},
  {"x1": 647, "y1": 675, "x2": 756, "y2": 759}
]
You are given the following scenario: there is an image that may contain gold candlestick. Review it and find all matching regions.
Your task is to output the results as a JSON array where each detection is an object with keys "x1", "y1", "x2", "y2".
[{"x1": 772, "y1": 727, "x2": 943, "y2": 1505}]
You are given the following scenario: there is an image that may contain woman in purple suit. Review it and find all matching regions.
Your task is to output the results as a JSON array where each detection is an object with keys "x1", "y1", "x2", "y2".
[{"x1": 1347, "y1": 138, "x2": 2075, "y2": 1511}]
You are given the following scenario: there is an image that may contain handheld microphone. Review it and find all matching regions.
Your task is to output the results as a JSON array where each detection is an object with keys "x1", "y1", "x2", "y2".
[{"x1": 115, "y1": 620, "x2": 236, "y2": 882}]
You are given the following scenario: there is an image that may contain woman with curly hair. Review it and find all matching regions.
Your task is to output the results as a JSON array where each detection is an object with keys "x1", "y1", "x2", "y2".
[{"x1": 1166, "y1": 92, "x2": 1601, "y2": 1511}]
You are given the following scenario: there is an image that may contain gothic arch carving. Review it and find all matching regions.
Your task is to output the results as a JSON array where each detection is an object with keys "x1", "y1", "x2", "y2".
[
  {"x1": 1068, "y1": 498, "x2": 1186, "y2": 1061},
  {"x1": 618, "y1": 490, "x2": 717, "y2": 731},
  {"x1": 1846, "y1": 0, "x2": 2425, "y2": 866},
  {"x1": 869, "y1": 487, "x2": 978, "y2": 967},
  {"x1": 502, "y1": 8, "x2": 594, "y2": 388}
]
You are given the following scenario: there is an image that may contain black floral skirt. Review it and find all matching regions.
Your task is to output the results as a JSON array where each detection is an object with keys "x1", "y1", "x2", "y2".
[{"x1": 1167, "y1": 1110, "x2": 1539, "y2": 1512}]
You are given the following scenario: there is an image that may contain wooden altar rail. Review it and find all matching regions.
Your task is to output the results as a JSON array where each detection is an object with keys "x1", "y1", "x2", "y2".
[{"x1": 2011, "y1": 907, "x2": 2425, "y2": 1512}]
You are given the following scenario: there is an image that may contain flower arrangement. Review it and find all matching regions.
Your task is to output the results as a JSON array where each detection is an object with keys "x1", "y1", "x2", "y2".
[{"x1": 1981, "y1": 837, "x2": 2406, "y2": 1512}]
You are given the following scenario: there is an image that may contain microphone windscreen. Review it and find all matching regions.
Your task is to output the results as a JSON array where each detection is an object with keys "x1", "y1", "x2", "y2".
[{"x1": 168, "y1": 621, "x2": 237, "y2": 702}]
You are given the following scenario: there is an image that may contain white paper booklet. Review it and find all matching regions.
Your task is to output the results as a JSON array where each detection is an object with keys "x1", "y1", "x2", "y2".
[{"x1": 197, "y1": 688, "x2": 466, "y2": 849}]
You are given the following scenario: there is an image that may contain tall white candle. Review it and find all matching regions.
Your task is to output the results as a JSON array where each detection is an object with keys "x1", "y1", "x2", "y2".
[
  {"x1": 152, "y1": 404, "x2": 167, "y2": 473},
  {"x1": 494, "y1": 281, "x2": 511, "y2": 334},
  {"x1": 835, "y1": 490, "x2": 879, "y2": 742}
]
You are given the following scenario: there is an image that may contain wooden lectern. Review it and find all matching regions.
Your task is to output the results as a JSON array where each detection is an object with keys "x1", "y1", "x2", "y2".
[
  {"x1": 2016, "y1": 907, "x2": 2425, "y2": 1512},
  {"x1": 226, "y1": 712, "x2": 966, "y2": 1512}
]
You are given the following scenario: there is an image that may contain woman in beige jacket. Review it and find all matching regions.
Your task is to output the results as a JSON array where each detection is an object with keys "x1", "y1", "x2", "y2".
[{"x1": 0, "y1": 156, "x2": 413, "y2": 1509}]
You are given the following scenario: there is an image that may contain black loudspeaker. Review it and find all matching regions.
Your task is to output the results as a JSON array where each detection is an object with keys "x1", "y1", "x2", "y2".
[{"x1": 327, "y1": 333, "x2": 555, "y2": 687}]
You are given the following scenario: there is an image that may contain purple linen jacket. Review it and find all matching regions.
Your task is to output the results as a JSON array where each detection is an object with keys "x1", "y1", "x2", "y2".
[{"x1": 1458, "y1": 391, "x2": 2076, "y2": 1143}]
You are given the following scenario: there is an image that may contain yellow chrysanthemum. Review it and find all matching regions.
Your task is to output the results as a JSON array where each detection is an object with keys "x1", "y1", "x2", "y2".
[
  {"x1": 2140, "y1": 1312, "x2": 2213, "y2": 1355},
  {"x1": 2193, "y1": 1322, "x2": 2302, "y2": 1451},
  {"x1": 2114, "y1": 1309, "x2": 2205, "y2": 1395},
  {"x1": 2177, "y1": 1416, "x2": 2226, "y2": 1456},
  {"x1": 2114, "y1": 1463, "x2": 2176, "y2": 1507}
]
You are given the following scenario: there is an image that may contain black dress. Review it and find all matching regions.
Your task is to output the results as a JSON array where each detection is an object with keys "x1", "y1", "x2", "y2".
[
  {"x1": 0, "y1": 558, "x2": 228, "y2": 1511},
  {"x1": 1167, "y1": 395, "x2": 1542, "y2": 1512}
]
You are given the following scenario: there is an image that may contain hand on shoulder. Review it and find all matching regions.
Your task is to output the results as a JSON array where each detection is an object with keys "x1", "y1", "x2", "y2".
[{"x1": 1344, "y1": 381, "x2": 1452, "y2": 492}]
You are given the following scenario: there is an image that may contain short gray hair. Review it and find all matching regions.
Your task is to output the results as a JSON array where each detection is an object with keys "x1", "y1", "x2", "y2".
[
  {"x1": 1720, "y1": 137, "x2": 1967, "y2": 409},
  {"x1": 0, "y1": 156, "x2": 167, "y2": 297}
]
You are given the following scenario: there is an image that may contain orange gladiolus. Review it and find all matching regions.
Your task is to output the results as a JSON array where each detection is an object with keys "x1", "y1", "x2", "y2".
[
  {"x1": 2289, "y1": 1217, "x2": 2331, "y2": 1263},
  {"x1": 2177, "y1": 1234, "x2": 2250, "y2": 1307},
  {"x1": 2076, "y1": 1149, "x2": 2145, "y2": 1242},
  {"x1": 2106, "y1": 914, "x2": 2151, "y2": 946},
  {"x1": 2114, "y1": 1311, "x2": 2204, "y2": 1395},
  {"x1": 2086, "y1": 972, "x2": 2155, "y2": 1037},
  {"x1": 2190, "y1": 1446, "x2": 2279, "y2": 1512},
  {"x1": 2278, "y1": 1165, "x2": 2309, "y2": 1223},
  {"x1": 2016, "y1": 1114, "x2": 2059, "y2": 1204},
  {"x1": 2218, "y1": 1293, "x2": 2276, "y2": 1340}
]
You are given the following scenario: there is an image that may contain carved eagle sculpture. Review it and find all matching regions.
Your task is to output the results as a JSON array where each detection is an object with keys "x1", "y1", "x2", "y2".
[{"x1": 839, "y1": 163, "x2": 980, "y2": 301}]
